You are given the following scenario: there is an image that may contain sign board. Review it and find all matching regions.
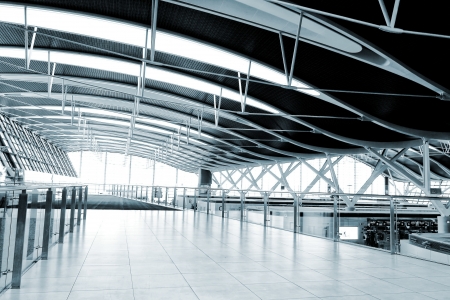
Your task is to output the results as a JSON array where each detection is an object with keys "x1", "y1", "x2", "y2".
[{"x1": 430, "y1": 188, "x2": 442, "y2": 195}]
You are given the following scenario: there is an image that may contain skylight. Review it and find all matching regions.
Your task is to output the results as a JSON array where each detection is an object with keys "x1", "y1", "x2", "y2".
[{"x1": 0, "y1": 4, "x2": 321, "y2": 99}]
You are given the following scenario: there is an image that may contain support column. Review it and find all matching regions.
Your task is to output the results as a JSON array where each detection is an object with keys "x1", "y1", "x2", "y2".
[
  {"x1": 293, "y1": 194, "x2": 298, "y2": 233},
  {"x1": 152, "y1": 159, "x2": 156, "y2": 188},
  {"x1": 78, "y1": 150, "x2": 83, "y2": 178},
  {"x1": 103, "y1": 152, "x2": 108, "y2": 192},
  {"x1": 423, "y1": 140, "x2": 430, "y2": 195},
  {"x1": 77, "y1": 187, "x2": 82, "y2": 225},
  {"x1": 240, "y1": 192, "x2": 245, "y2": 221},
  {"x1": 390, "y1": 196, "x2": 396, "y2": 254},
  {"x1": 69, "y1": 187, "x2": 76, "y2": 232},
  {"x1": 263, "y1": 192, "x2": 268, "y2": 226},
  {"x1": 83, "y1": 186, "x2": 88, "y2": 220},
  {"x1": 221, "y1": 192, "x2": 225, "y2": 218},
  {"x1": 333, "y1": 195, "x2": 339, "y2": 242},
  {"x1": 11, "y1": 190, "x2": 28, "y2": 289},
  {"x1": 128, "y1": 155, "x2": 132, "y2": 185},
  {"x1": 182, "y1": 188, "x2": 186, "y2": 209},
  {"x1": 385, "y1": 176, "x2": 389, "y2": 195},
  {"x1": 165, "y1": 187, "x2": 168, "y2": 206},
  {"x1": 206, "y1": 188, "x2": 210, "y2": 214},
  {"x1": 42, "y1": 188, "x2": 53, "y2": 260},
  {"x1": 59, "y1": 188, "x2": 67, "y2": 243}
]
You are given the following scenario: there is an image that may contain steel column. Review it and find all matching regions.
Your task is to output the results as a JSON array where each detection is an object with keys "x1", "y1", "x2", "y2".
[
  {"x1": 83, "y1": 186, "x2": 88, "y2": 220},
  {"x1": 173, "y1": 188, "x2": 176, "y2": 207},
  {"x1": 11, "y1": 190, "x2": 28, "y2": 289},
  {"x1": 221, "y1": 192, "x2": 225, "y2": 218},
  {"x1": 69, "y1": 187, "x2": 76, "y2": 232},
  {"x1": 59, "y1": 187, "x2": 67, "y2": 243},
  {"x1": 206, "y1": 189, "x2": 210, "y2": 214},
  {"x1": 423, "y1": 140, "x2": 431, "y2": 195},
  {"x1": 165, "y1": 187, "x2": 168, "y2": 205},
  {"x1": 193, "y1": 189, "x2": 197, "y2": 211},
  {"x1": 240, "y1": 192, "x2": 245, "y2": 221},
  {"x1": 333, "y1": 195, "x2": 339, "y2": 242},
  {"x1": 263, "y1": 192, "x2": 268, "y2": 226},
  {"x1": 182, "y1": 188, "x2": 186, "y2": 209},
  {"x1": 77, "y1": 187, "x2": 82, "y2": 225},
  {"x1": 42, "y1": 188, "x2": 53, "y2": 260},
  {"x1": 390, "y1": 196, "x2": 396, "y2": 254},
  {"x1": 293, "y1": 194, "x2": 298, "y2": 233}
]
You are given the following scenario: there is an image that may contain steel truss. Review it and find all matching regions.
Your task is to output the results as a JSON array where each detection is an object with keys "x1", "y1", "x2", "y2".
[{"x1": 0, "y1": 113, "x2": 76, "y2": 177}]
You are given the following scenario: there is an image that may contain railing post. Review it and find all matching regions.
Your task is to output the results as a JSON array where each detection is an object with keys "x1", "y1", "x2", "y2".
[
  {"x1": 70, "y1": 187, "x2": 76, "y2": 232},
  {"x1": 293, "y1": 194, "x2": 298, "y2": 233},
  {"x1": 183, "y1": 188, "x2": 186, "y2": 209},
  {"x1": 42, "y1": 188, "x2": 53, "y2": 260},
  {"x1": 165, "y1": 187, "x2": 168, "y2": 206},
  {"x1": 390, "y1": 196, "x2": 396, "y2": 254},
  {"x1": 221, "y1": 191, "x2": 225, "y2": 218},
  {"x1": 11, "y1": 190, "x2": 28, "y2": 289},
  {"x1": 263, "y1": 192, "x2": 268, "y2": 226},
  {"x1": 77, "y1": 187, "x2": 82, "y2": 225},
  {"x1": 83, "y1": 186, "x2": 88, "y2": 220},
  {"x1": 59, "y1": 188, "x2": 67, "y2": 243},
  {"x1": 26, "y1": 190, "x2": 38, "y2": 260}
]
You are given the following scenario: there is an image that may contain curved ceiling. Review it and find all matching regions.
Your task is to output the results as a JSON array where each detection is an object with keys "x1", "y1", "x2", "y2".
[{"x1": 0, "y1": 0, "x2": 449, "y2": 175}]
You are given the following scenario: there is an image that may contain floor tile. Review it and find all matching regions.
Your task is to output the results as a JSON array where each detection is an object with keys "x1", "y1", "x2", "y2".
[
  {"x1": 245, "y1": 282, "x2": 316, "y2": 299},
  {"x1": 132, "y1": 274, "x2": 189, "y2": 289},
  {"x1": 295, "y1": 280, "x2": 365, "y2": 298},
  {"x1": 67, "y1": 289, "x2": 135, "y2": 300},
  {"x1": 192, "y1": 284, "x2": 260, "y2": 300},
  {"x1": 231, "y1": 271, "x2": 288, "y2": 284}
]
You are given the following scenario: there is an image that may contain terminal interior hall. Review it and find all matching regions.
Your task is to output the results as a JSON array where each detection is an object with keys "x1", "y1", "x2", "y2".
[{"x1": 1, "y1": 0, "x2": 450, "y2": 299}]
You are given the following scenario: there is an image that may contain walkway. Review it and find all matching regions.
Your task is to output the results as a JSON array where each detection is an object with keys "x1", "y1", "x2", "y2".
[{"x1": 1, "y1": 209, "x2": 450, "y2": 300}]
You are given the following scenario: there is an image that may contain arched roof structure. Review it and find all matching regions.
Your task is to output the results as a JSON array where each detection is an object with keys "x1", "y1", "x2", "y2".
[{"x1": 0, "y1": 0, "x2": 449, "y2": 179}]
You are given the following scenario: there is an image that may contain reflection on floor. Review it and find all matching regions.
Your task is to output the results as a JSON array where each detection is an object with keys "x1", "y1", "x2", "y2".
[{"x1": 2, "y1": 210, "x2": 450, "y2": 300}]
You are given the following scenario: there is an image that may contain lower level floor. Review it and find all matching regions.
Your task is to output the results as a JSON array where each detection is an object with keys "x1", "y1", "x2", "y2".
[{"x1": 2, "y1": 209, "x2": 450, "y2": 299}]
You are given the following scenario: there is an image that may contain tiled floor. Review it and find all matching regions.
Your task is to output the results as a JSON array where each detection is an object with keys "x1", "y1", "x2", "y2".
[{"x1": 2, "y1": 209, "x2": 450, "y2": 299}]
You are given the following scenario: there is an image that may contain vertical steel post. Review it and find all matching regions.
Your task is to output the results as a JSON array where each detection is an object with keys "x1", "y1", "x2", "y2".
[
  {"x1": 263, "y1": 192, "x2": 268, "y2": 226},
  {"x1": 183, "y1": 188, "x2": 186, "y2": 209},
  {"x1": 103, "y1": 152, "x2": 108, "y2": 192},
  {"x1": 333, "y1": 195, "x2": 338, "y2": 242},
  {"x1": 221, "y1": 192, "x2": 225, "y2": 218},
  {"x1": 206, "y1": 189, "x2": 210, "y2": 214},
  {"x1": 42, "y1": 188, "x2": 53, "y2": 260},
  {"x1": 193, "y1": 189, "x2": 197, "y2": 212},
  {"x1": 173, "y1": 187, "x2": 177, "y2": 207},
  {"x1": 69, "y1": 187, "x2": 76, "y2": 232},
  {"x1": 240, "y1": 192, "x2": 245, "y2": 221},
  {"x1": 11, "y1": 190, "x2": 28, "y2": 289},
  {"x1": 164, "y1": 187, "x2": 168, "y2": 205},
  {"x1": 26, "y1": 190, "x2": 38, "y2": 259},
  {"x1": 423, "y1": 139, "x2": 431, "y2": 195},
  {"x1": 293, "y1": 194, "x2": 298, "y2": 233},
  {"x1": 146, "y1": 186, "x2": 149, "y2": 201},
  {"x1": 77, "y1": 187, "x2": 82, "y2": 225},
  {"x1": 151, "y1": 186, "x2": 154, "y2": 202},
  {"x1": 59, "y1": 188, "x2": 67, "y2": 243},
  {"x1": 83, "y1": 186, "x2": 88, "y2": 220},
  {"x1": 390, "y1": 196, "x2": 395, "y2": 254}
]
